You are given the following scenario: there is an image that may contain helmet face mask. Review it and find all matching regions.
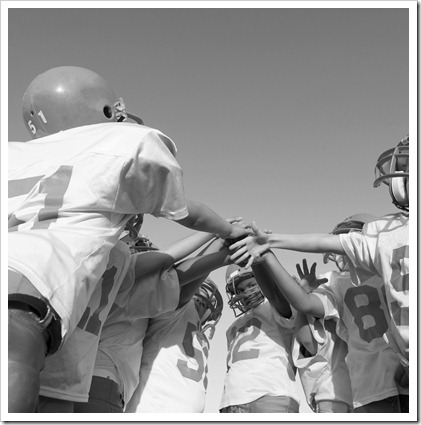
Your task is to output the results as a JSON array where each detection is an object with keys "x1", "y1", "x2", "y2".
[
  {"x1": 225, "y1": 265, "x2": 264, "y2": 317},
  {"x1": 374, "y1": 135, "x2": 409, "y2": 211},
  {"x1": 22, "y1": 66, "x2": 144, "y2": 139},
  {"x1": 193, "y1": 278, "x2": 223, "y2": 339}
]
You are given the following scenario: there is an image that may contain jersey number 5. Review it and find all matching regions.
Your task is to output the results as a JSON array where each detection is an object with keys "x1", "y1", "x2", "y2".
[{"x1": 177, "y1": 322, "x2": 209, "y2": 388}]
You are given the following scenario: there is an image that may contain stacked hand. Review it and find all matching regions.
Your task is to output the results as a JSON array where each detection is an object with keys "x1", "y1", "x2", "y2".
[{"x1": 228, "y1": 221, "x2": 271, "y2": 268}]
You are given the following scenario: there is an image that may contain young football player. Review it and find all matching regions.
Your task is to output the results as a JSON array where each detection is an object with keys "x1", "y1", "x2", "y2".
[
  {"x1": 236, "y1": 216, "x2": 408, "y2": 413},
  {"x1": 39, "y1": 217, "x2": 238, "y2": 413},
  {"x1": 125, "y1": 278, "x2": 223, "y2": 413},
  {"x1": 219, "y1": 261, "x2": 301, "y2": 413},
  {"x1": 292, "y1": 260, "x2": 353, "y2": 413},
  {"x1": 8, "y1": 66, "x2": 250, "y2": 412},
  {"x1": 229, "y1": 135, "x2": 409, "y2": 367}
]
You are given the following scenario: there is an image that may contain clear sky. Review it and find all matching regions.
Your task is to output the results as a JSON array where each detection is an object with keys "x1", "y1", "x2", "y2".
[{"x1": 4, "y1": 1, "x2": 415, "y2": 416}]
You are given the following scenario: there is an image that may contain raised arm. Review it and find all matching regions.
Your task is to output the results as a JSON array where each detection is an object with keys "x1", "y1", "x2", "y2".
[
  {"x1": 251, "y1": 253, "x2": 293, "y2": 318},
  {"x1": 175, "y1": 238, "x2": 231, "y2": 307},
  {"x1": 175, "y1": 199, "x2": 250, "y2": 240},
  {"x1": 229, "y1": 221, "x2": 344, "y2": 268},
  {"x1": 251, "y1": 251, "x2": 325, "y2": 318},
  {"x1": 133, "y1": 218, "x2": 243, "y2": 278}
]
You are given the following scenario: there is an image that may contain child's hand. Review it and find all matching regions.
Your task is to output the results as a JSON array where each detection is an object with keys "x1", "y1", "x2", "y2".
[
  {"x1": 226, "y1": 222, "x2": 252, "y2": 240},
  {"x1": 296, "y1": 259, "x2": 328, "y2": 292},
  {"x1": 229, "y1": 221, "x2": 270, "y2": 269}
]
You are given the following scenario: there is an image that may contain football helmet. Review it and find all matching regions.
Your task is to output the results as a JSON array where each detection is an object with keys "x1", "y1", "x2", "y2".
[
  {"x1": 323, "y1": 213, "x2": 377, "y2": 271},
  {"x1": 194, "y1": 278, "x2": 223, "y2": 339},
  {"x1": 373, "y1": 135, "x2": 409, "y2": 211},
  {"x1": 22, "y1": 66, "x2": 144, "y2": 139},
  {"x1": 225, "y1": 264, "x2": 264, "y2": 317}
]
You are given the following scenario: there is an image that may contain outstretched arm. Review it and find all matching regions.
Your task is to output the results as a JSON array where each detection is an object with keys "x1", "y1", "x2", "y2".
[
  {"x1": 175, "y1": 238, "x2": 230, "y2": 307},
  {"x1": 175, "y1": 199, "x2": 251, "y2": 240},
  {"x1": 133, "y1": 218, "x2": 243, "y2": 278},
  {"x1": 161, "y1": 231, "x2": 216, "y2": 264},
  {"x1": 251, "y1": 250, "x2": 325, "y2": 318},
  {"x1": 251, "y1": 253, "x2": 293, "y2": 318},
  {"x1": 229, "y1": 221, "x2": 344, "y2": 268}
]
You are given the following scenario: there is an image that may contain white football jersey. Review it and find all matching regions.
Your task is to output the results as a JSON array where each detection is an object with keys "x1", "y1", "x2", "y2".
[
  {"x1": 39, "y1": 248, "x2": 180, "y2": 403},
  {"x1": 339, "y1": 213, "x2": 409, "y2": 363},
  {"x1": 131, "y1": 300, "x2": 209, "y2": 413},
  {"x1": 313, "y1": 270, "x2": 406, "y2": 408},
  {"x1": 95, "y1": 251, "x2": 181, "y2": 404},
  {"x1": 8, "y1": 123, "x2": 188, "y2": 338},
  {"x1": 39, "y1": 241, "x2": 131, "y2": 402},
  {"x1": 292, "y1": 315, "x2": 353, "y2": 411},
  {"x1": 220, "y1": 299, "x2": 300, "y2": 409}
]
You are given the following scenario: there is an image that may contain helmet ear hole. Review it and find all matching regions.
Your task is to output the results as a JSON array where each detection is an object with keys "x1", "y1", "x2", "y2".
[{"x1": 103, "y1": 106, "x2": 113, "y2": 119}]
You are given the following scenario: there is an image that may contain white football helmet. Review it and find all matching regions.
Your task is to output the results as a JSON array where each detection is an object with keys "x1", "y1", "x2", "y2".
[
  {"x1": 193, "y1": 278, "x2": 223, "y2": 339},
  {"x1": 323, "y1": 213, "x2": 377, "y2": 271},
  {"x1": 225, "y1": 264, "x2": 264, "y2": 317},
  {"x1": 22, "y1": 66, "x2": 144, "y2": 139},
  {"x1": 374, "y1": 135, "x2": 409, "y2": 211}
]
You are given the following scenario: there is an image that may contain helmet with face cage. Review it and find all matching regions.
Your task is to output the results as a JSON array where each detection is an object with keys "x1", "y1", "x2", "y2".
[
  {"x1": 374, "y1": 135, "x2": 409, "y2": 211},
  {"x1": 225, "y1": 264, "x2": 264, "y2": 317},
  {"x1": 194, "y1": 277, "x2": 223, "y2": 339}
]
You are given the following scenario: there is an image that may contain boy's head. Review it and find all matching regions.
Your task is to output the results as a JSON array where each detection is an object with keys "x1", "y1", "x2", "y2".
[
  {"x1": 193, "y1": 278, "x2": 223, "y2": 339},
  {"x1": 323, "y1": 213, "x2": 377, "y2": 271},
  {"x1": 374, "y1": 135, "x2": 409, "y2": 211},
  {"x1": 225, "y1": 264, "x2": 265, "y2": 317},
  {"x1": 22, "y1": 66, "x2": 144, "y2": 139}
]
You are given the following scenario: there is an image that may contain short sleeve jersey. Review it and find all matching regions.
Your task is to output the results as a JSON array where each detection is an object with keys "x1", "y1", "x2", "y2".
[
  {"x1": 220, "y1": 299, "x2": 300, "y2": 409},
  {"x1": 39, "y1": 241, "x2": 132, "y2": 402},
  {"x1": 313, "y1": 270, "x2": 406, "y2": 408},
  {"x1": 339, "y1": 213, "x2": 409, "y2": 363},
  {"x1": 133, "y1": 301, "x2": 209, "y2": 413},
  {"x1": 8, "y1": 123, "x2": 188, "y2": 337},
  {"x1": 292, "y1": 315, "x2": 353, "y2": 411},
  {"x1": 95, "y1": 251, "x2": 181, "y2": 404}
]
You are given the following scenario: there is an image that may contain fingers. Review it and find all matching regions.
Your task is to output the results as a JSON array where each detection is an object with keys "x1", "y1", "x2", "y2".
[
  {"x1": 310, "y1": 262, "x2": 317, "y2": 276},
  {"x1": 251, "y1": 220, "x2": 261, "y2": 234},
  {"x1": 296, "y1": 263, "x2": 304, "y2": 279},
  {"x1": 302, "y1": 258, "x2": 309, "y2": 275},
  {"x1": 229, "y1": 245, "x2": 248, "y2": 259},
  {"x1": 243, "y1": 256, "x2": 255, "y2": 269},
  {"x1": 230, "y1": 251, "x2": 251, "y2": 267},
  {"x1": 226, "y1": 216, "x2": 243, "y2": 224},
  {"x1": 228, "y1": 237, "x2": 249, "y2": 251},
  {"x1": 318, "y1": 278, "x2": 328, "y2": 284}
]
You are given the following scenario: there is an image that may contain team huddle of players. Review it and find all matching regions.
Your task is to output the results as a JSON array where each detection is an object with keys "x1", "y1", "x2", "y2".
[{"x1": 8, "y1": 66, "x2": 409, "y2": 414}]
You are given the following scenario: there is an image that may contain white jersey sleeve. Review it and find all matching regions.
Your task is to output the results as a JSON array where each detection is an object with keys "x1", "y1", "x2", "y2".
[
  {"x1": 130, "y1": 301, "x2": 209, "y2": 413},
  {"x1": 339, "y1": 213, "x2": 409, "y2": 363},
  {"x1": 39, "y1": 242, "x2": 131, "y2": 402},
  {"x1": 313, "y1": 270, "x2": 406, "y2": 408},
  {"x1": 292, "y1": 315, "x2": 353, "y2": 411},
  {"x1": 8, "y1": 123, "x2": 188, "y2": 338},
  {"x1": 220, "y1": 299, "x2": 300, "y2": 409}
]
